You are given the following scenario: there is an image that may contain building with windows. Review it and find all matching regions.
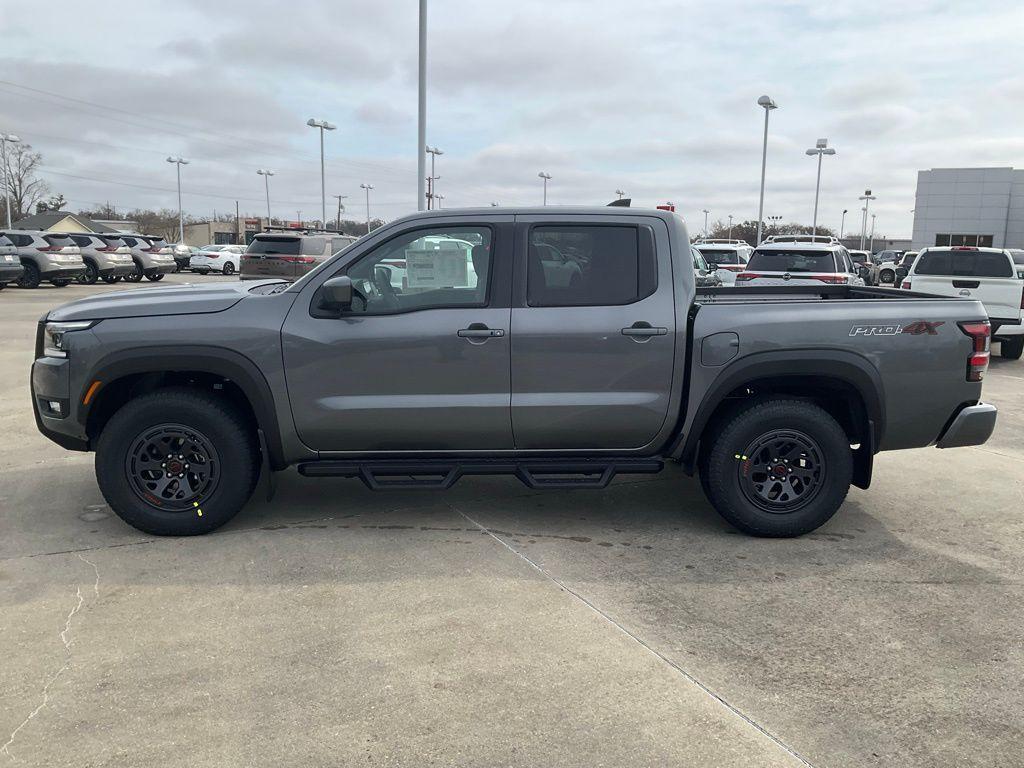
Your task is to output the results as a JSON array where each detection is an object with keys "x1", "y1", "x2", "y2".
[{"x1": 912, "y1": 167, "x2": 1024, "y2": 250}]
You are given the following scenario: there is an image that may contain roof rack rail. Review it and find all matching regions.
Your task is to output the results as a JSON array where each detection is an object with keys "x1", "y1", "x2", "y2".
[
  {"x1": 763, "y1": 234, "x2": 840, "y2": 244},
  {"x1": 261, "y1": 225, "x2": 352, "y2": 235},
  {"x1": 694, "y1": 238, "x2": 749, "y2": 246}
]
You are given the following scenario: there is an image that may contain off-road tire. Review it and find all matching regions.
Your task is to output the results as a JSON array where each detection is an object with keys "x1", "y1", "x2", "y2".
[
  {"x1": 95, "y1": 388, "x2": 259, "y2": 536},
  {"x1": 702, "y1": 399, "x2": 853, "y2": 537}
]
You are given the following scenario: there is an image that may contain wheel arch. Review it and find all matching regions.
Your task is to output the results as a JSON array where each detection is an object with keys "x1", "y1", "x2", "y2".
[
  {"x1": 81, "y1": 347, "x2": 287, "y2": 470},
  {"x1": 673, "y1": 351, "x2": 884, "y2": 489}
]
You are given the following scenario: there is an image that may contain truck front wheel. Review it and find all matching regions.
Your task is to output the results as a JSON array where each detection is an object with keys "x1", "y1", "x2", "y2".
[
  {"x1": 95, "y1": 388, "x2": 258, "y2": 536},
  {"x1": 701, "y1": 399, "x2": 853, "y2": 537}
]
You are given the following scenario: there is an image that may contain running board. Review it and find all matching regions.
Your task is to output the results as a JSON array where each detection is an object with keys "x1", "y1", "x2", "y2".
[{"x1": 296, "y1": 457, "x2": 664, "y2": 490}]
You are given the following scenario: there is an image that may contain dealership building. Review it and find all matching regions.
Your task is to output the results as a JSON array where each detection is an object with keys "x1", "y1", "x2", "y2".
[{"x1": 912, "y1": 167, "x2": 1024, "y2": 250}]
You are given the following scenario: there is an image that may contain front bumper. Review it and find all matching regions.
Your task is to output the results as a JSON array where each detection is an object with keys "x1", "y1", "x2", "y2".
[
  {"x1": 31, "y1": 354, "x2": 89, "y2": 451},
  {"x1": 936, "y1": 403, "x2": 997, "y2": 449}
]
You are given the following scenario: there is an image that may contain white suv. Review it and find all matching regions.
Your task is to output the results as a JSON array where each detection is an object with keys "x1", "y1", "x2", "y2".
[
  {"x1": 904, "y1": 246, "x2": 1024, "y2": 359},
  {"x1": 737, "y1": 240, "x2": 866, "y2": 287},
  {"x1": 691, "y1": 239, "x2": 752, "y2": 285}
]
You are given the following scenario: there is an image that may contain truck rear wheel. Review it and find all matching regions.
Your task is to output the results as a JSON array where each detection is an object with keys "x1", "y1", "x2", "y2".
[
  {"x1": 1000, "y1": 337, "x2": 1024, "y2": 360},
  {"x1": 95, "y1": 388, "x2": 258, "y2": 535},
  {"x1": 701, "y1": 399, "x2": 852, "y2": 537}
]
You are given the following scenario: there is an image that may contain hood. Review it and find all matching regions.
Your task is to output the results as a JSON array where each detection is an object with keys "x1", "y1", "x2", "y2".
[{"x1": 46, "y1": 280, "x2": 286, "y2": 321}]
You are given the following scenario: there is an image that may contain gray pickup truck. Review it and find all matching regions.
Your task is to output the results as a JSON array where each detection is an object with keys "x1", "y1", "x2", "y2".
[{"x1": 31, "y1": 207, "x2": 997, "y2": 538}]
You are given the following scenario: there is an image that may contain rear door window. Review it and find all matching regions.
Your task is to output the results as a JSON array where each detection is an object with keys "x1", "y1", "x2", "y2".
[
  {"x1": 527, "y1": 225, "x2": 655, "y2": 307},
  {"x1": 301, "y1": 237, "x2": 326, "y2": 256},
  {"x1": 746, "y1": 249, "x2": 838, "y2": 273},
  {"x1": 248, "y1": 237, "x2": 301, "y2": 255},
  {"x1": 70, "y1": 234, "x2": 95, "y2": 247},
  {"x1": 914, "y1": 250, "x2": 1013, "y2": 278},
  {"x1": 44, "y1": 234, "x2": 76, "y2": 249}
]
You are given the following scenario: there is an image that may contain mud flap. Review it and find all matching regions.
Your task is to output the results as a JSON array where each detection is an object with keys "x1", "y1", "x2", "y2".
[{"x1": 257, "y1": 428, "x2": 277, "y2": 502}]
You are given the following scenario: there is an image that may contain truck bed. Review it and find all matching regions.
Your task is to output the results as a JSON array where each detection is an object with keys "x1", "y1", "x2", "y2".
[{"x1": 694, "y1": 284, "x2": 964, "y2": 304}]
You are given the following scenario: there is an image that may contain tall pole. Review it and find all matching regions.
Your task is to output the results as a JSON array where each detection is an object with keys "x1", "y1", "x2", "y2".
[
  {"x1": 755, "y1": 95, "x2": 777, "y2": 246},
  {"x1": 360, "y1": 183, "x2": 374, "y2": 235},
  {"x1": 728, "y1": 215, "x2": 733, "y2": 241},
  {"x1": 257, "y1": 169, "x2": 274, "y2": 224},
  {"x1": 702, "y1": 209, "x2": 709, "y2": 238},
  {"x1": 417, "y1": 0, "x2": 427, "y2": 211},
  {"x1": 840, "y1": 209, "x2": 848, "y2": 240},
  {"x1": 307, "y1": 119, "x2": 336, "y2": 227},
  {"x1": 806, "y1": 139, "x2": 835, "y2": 238},
  {"x1": 538, "y1": 172, "x2": 551, "y2": 205},
  {"x1": 869, "y1": 214, "x2": 876, "y2": 252},
  {"x1": 426, "y1": 146, "x2": 443, "y2": 209},
  {"x1": 333, "y1": 194, "x2": 347, "y2": 231},
  {"x1": 858, "y1": 190, "x2": 876, "y2": 250},
  {"x1": 166, "y1": 156, "x2": 188, "y2": 244},
  {"x1": 1, "y1": 134, "x2": 19, "y2": 228}
]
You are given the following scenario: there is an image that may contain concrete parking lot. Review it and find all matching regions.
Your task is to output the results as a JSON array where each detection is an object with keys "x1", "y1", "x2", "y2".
[{"x1": 1, "y1": 274, "x2": 1022, "y2": 767}]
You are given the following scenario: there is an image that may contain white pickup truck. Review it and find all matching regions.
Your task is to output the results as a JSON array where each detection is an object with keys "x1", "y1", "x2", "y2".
[{"x1": 903, "y1": 245, "x2": 1024, "y2": 359}]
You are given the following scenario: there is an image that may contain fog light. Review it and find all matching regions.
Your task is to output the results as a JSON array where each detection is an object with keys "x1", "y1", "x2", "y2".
[{"x1": 48, "y1": 400, "x2": 62, "y2": 414}]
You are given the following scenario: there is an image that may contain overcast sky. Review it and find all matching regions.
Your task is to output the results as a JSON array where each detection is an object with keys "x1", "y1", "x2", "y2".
[{"x1": 2, "y1": 0, "x2": 1022, "y2": 237}]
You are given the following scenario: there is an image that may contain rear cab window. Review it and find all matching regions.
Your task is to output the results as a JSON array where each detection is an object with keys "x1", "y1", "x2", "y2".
[
  {"x1": 527, "y1": 225, "x2": 656, "y2": 307},
  {"x1": 43, "y1": 234, "x2": 76, "y2": 249},
  {"x1": 914, "y1": 249, "x2": 1013, "y2": 278},
  {"x1": 746, "y1": 249, "x2": 838, "y2": 273}
]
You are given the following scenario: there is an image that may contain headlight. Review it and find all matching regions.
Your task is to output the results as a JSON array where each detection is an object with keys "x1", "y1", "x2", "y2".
[{"x1": 43, "y1": 321, "x2": 95, "y2": 358}]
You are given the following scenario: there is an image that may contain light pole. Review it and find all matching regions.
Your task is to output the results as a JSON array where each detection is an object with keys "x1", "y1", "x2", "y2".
[
  {"x1": 766, "y1": 215, "x2": 782, "y2": 237},
  {"x1": 858, "y1": 190, "x2": 876, "y2": 249},
  {"x1": 425, "y1": 146, "x2": 443, "y2": 209},
  {"x1": 417, "y1": 0, "x2": 427, "y2": 211},
  {"x1": 306, "y1": 118, "x2": 336, "y2": 226},
  {"x1": 616, "y1": 189, "x2": 626, "y2": 199},
  {"x1": 840, "y1": 208, "x2": 848, "y2": 240},
  {"x1": 360, "y1": 183, "x2": 374, "y2": 235},
  {"x1": 869, "y1": 214, "x2": 876, "y2": 252},
  {"x1": 256, "y1": 169, "x2": 274, "y2": 224},
  {"x1": 1, "y1": 133, "x2": 20, "y2": 227},
  {"x1": 166, "y1": 156, "x2": 189, "y2": 244},
  {"x1": 702, "y1": 209, "x2": 710, "y2": 238},
  {"x1": 436, "y1": 194, "x2": 444, "y2": 209},
  {"x1": 728, "y1": 214, "x2": 734, "y2": 241},
  {"x1": 755, "y1": 95, "x2": 777, "y2": 246},
  {"x1": 333, "y1": 194, "x2": 348, "y2": 231},
  {"x1": 805, "y1": 138, "x2": 836, "y2": 237},
  {"x1": 538, "y1": 172, "x2": 552, "y2": 205}
]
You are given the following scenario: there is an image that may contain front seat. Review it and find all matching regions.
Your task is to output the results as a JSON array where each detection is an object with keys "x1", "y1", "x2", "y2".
[{"x1": 471, "y1": 244, "x2": 490, "y2": 297}]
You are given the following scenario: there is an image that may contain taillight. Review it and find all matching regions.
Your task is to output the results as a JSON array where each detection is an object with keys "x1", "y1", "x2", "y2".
[
  {"x1": 735, "y1": 272, "x2": 761, "y2": 281},
  {"x1": 279, "y1": 256, "x2": 316, "y2": 264},
  {"x1": 1020, "y1": 286, "x2": 1024, "y2": 309},
  {"x1": 958, "y1": 321, "x2": 991, "y2": 382},
  {"x1": 817, "y1": 275, "x2": 849, "y2": 284},
  {"x1": 901, "y1": 281, "x2": 911, "y2": 290}
]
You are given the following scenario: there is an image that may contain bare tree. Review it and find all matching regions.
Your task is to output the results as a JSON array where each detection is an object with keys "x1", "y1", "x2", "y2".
[{"x1": 2, "y1": 142, "x2": 50, "y2": 222}]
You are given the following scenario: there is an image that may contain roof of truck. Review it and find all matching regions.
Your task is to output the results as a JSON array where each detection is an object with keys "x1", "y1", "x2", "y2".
[{"x1": 391, "y1": 206, "x2": 684, "y2": 221}]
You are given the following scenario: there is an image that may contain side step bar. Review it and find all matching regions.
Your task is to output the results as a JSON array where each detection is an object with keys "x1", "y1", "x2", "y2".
[{"x1": 296, "y1": 457, "x2": 664, "y2": 491}]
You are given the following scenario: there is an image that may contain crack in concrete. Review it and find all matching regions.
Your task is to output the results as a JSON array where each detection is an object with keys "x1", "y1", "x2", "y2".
[
  {"x1": 1, "y1": 554, "x2": 99, "y2": 761},
  {"x1": 457, "y1": 507, "x2": 817, "y2": 768}
]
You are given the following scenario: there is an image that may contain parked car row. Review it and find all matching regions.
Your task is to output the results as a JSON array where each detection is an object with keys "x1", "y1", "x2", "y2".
[{"x1": 0, "y1": 230, "x2": 177, "y2": 289}]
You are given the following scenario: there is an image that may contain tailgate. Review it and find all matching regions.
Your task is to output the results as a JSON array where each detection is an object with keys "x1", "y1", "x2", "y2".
[{"x1": 912, "y1": 275, "x2": 1023, "y2": 321}]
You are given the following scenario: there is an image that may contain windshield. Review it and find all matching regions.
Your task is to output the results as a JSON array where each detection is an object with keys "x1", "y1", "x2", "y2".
[
  {"x1": 914, "y1": 249, "x2": 1013, "y2": 278},
  {"x1": 746, "y1": 249, "x2": 837, "y2": 273}
]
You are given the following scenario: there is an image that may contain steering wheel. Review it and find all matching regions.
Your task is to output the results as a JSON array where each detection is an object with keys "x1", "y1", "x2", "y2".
[{"x1": 372, "y1": 266, "x2": 400, "y2": 310}]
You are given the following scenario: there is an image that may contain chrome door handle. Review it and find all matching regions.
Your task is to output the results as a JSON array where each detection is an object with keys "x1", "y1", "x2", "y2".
[{"x1": 622, "y1": 322, "x2": 668, "y2": 337}]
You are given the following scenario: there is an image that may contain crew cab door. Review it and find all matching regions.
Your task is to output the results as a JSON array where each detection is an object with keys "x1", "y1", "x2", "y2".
[
  {"x1": 282, "y1": 219, "x2": 514, "y2": 451},
  {"x1": 510, "y1": 215, "x2": 677, "y2": 450}
]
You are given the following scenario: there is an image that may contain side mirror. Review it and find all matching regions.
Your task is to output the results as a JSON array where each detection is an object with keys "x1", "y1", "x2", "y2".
[
  {"x1": 706, "y1": 262, "x2": 719, "y2": 271},
  {"x1": 321, "y1": 275, "x2": 353, "y2": 311}
]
